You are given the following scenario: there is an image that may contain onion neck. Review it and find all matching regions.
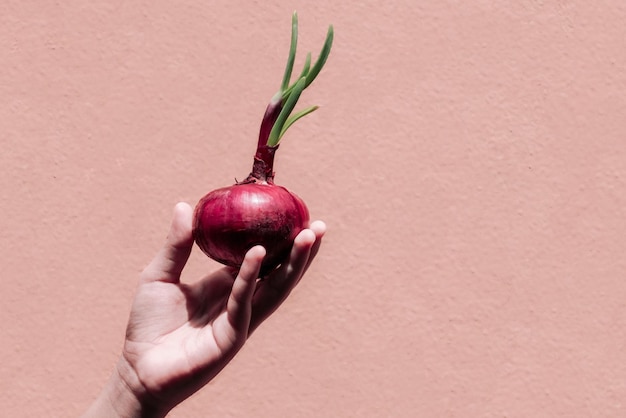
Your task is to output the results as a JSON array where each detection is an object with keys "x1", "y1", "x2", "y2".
[
  {"x1": 248, "y1": 145, "x2": 278, "y2": 183},
  {"x1": 257, "y1": 93, "x2": 283, "y2": 151},
  {"x1": 243, "y1": 94, "x2": 283, "y2": 184}
]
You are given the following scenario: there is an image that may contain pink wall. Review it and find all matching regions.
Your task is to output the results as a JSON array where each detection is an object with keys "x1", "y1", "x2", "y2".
[{"x1": 2, "y1": 1, "x2": 626, "y2": 416}]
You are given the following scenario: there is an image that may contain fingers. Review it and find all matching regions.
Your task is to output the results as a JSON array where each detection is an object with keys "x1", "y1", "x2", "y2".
[
  {"x1": 302, "y1": 220, "x2": 326, "y2": 277},
  {"x1": 225, "y1": 246, "x2": 265, "y2": 337},
  {"x1": 140, "y1": 202, "x2": 194, "y2": 284},
  {"x1": 271, "y1": 229, "x2": 316, "y2": 288},
  {"x1": 249, "y1": 222, "x2": 325, "y2": 333}
]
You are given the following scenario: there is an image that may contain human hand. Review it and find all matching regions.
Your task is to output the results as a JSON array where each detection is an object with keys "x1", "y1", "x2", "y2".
[{"x1": 83, "y1": 202, "x2": 325, "y2": 418}]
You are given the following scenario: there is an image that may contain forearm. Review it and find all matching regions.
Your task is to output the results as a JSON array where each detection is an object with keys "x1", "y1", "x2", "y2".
[{"x1": 82, "y1": 358, "x2": 165, "y2": 418}]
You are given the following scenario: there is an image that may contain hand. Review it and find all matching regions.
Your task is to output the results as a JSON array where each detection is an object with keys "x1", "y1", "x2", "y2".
[{"x1": 83, "y1": 202, "x2": 325, "y2": 418}]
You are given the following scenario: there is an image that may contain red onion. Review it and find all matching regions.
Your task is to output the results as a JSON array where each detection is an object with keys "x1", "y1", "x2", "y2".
[
  {"x1": 193, "y1": 12, "x2": 333, "y2": 273},
  {"x1": 193, "y1": 180, "x2": 310, "y2": 272}
]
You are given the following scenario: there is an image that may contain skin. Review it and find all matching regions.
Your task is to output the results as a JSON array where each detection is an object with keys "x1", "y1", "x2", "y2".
[{"x1": 82, "y1": 202, "x2": 326, "y2": 418}]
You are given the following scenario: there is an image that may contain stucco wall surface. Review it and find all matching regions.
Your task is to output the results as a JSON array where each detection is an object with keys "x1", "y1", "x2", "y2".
[{"x1": 2, "y1": 1, "x2": 626, "y2": 417}]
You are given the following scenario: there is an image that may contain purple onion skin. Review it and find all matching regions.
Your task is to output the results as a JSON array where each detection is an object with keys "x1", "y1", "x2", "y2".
[{"x1": 192, "y1": 181, "x2": 309, "y2": 274}]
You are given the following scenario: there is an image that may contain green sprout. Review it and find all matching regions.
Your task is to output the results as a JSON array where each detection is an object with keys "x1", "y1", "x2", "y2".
[{"x1": 266, "y1": 12, "x2": 334, "y2": 147}]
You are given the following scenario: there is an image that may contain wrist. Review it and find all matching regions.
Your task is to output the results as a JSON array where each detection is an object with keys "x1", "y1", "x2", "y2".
[{"x1": 82, "y1": 357, "x2": 165, "y2": 418}]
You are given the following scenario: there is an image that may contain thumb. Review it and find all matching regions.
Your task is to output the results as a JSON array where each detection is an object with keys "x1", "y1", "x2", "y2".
[{"x1": 140, "y1": 202, "x2": 194, "y2": 284}]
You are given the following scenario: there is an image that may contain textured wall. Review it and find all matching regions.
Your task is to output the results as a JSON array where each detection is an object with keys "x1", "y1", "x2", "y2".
[{"x1": 2, "y1": 1, "x2": 626, "y2": 416}]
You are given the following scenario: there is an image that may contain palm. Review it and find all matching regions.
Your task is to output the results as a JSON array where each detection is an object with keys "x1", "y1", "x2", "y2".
[{"x1": 124, "y1": 269, "x2": 240, "y2": 394}]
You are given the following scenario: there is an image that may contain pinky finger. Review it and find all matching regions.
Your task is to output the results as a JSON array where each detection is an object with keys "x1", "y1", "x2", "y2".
[{"x1": 301, "y1": 220, "x2": 326, "y2": 279}]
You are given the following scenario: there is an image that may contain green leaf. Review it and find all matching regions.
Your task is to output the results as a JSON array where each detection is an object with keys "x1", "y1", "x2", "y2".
[
  {"x1": 298, "y1": 52, "x2": 312, "y2": 81},
  {"x1": 304, "y1": 25, "x2": 333, "y2": 89},
  {"x1": 281, "y1": 52, "x2": 312, "y2": 101},
  {"x1": 279, "y1": 105, "x2": 319, "y2": 140},
  {"x1": 281, "y1": 12, "x2": 299, "y2": 92},
  {"x1": 267, "y1": 77, "x2": 306, "y2": 147}
]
